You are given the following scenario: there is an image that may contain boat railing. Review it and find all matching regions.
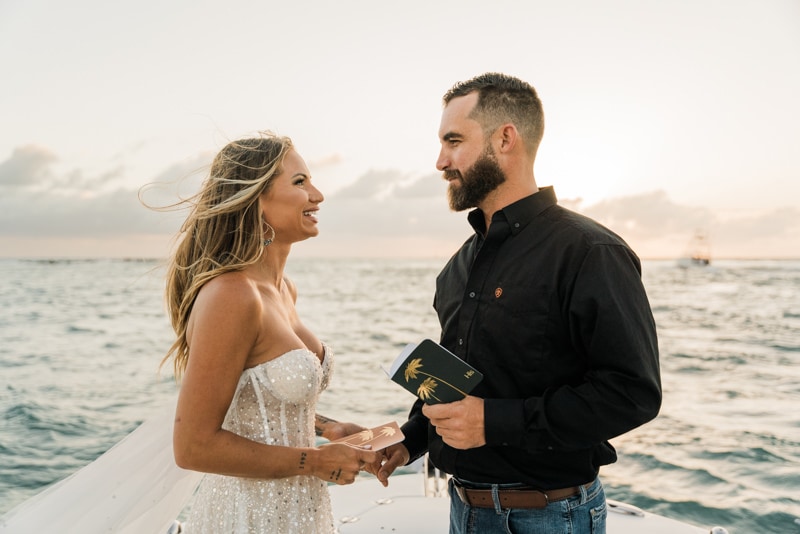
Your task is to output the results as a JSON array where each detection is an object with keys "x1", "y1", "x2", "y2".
[{"x1": 423, "y1": 454, "x2": 450, "y2": 497}]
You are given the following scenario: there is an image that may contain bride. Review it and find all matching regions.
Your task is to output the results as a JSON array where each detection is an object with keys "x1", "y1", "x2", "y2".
[
  {"x1": 0, "y1": 132, "x2": 376, "y2": 534},
  {"x1": 165, "y1": 131, "x2": 377, "y2": 533}
]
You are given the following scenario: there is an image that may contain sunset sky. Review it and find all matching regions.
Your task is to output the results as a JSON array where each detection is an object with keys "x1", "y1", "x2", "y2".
[{"x1": 1, "y1": 0, "x2": 798, "y2": 259}]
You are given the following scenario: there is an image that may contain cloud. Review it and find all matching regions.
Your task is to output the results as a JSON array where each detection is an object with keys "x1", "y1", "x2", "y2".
[
  {"x1": 0, "y1": 145, "x2": 58, "y2": 187},
  {"x1": 331, "y1": 169, "x2": 407, "y2": 200},
  {"x1": 0, "y1": 187, "x2": 167, "y2": 237},
  {"x1": 141, "y1": 151, "x2": 214, "y2": 204},
  {"x1": 581, "y1": 190, "x2": 714, "y2": 236},
  {"x1": 0, "y1": 147, "x2": 211, "y2": 240},
  {"x1": 0, "y1": 145, "x2": 798, "y2": 259},
  {"x1": 330, "y1": 169, "x2": 450, "y2": 201},
  {"x1": 577, "y1": 191, "x2": 800, "y2": 259},
  {"x1": 720, "y1": 207, "x2": 800, "y2": 240},
  {"x1": 321, "y1": 170, "x2": 463, "y2": 238},
  {"x1": 711, "y1": 207, "x2": 800, "y2": 258},
  {"x1": 394, "y1": 173, "x2": 449, "y2": 199}
]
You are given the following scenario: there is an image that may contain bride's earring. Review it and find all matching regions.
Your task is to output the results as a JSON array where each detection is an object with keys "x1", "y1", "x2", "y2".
[{"x1": 263, "y1": 223, "x2": 276, "y2": 247}]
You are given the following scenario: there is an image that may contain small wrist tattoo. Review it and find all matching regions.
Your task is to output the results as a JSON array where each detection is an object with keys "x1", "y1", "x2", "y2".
[{"x1": 299, "y1": 452, "x2": 307, "y2": 470}]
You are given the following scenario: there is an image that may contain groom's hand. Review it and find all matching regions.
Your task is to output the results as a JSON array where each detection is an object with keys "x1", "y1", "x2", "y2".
[
  {"x1": 315, "y1": 413, "x2": 365, "y2": 441},
  {"x1": 373, "y1": 443, "x2": 410, "y2": 487},
  {"x1": 422, "y1": 395, "x2": 485, "y2": 449},
  {"x1": 320, "y1": 422, "x2": 364, "y2": 441}
]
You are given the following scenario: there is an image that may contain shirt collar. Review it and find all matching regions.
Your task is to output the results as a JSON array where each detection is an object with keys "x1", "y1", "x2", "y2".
[{"x1": 467, "y1": 186, "x2": 558, "y2": 237}]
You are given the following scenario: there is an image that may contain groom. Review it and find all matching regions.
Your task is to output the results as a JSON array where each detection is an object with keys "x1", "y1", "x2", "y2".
[{"x1": 371, "y1": 72, "x2": 661, "y2": 534}]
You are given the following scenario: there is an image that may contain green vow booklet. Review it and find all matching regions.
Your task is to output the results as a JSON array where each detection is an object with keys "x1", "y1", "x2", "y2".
[{"x1": 384, "y1": 339, "x2": 483, "y2": 404}]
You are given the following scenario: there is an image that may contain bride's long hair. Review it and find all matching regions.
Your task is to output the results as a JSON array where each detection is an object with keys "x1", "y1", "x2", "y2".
[{"x1": 163, "y1": 132, "x2": 293, "y2": 378}]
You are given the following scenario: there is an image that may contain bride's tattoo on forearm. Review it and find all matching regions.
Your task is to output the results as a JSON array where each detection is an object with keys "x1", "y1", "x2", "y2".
[
  {"x1": 314, "y1": 414, "x2": 338, "y2": 436},
  {"x1": 299, "y1": 451, "x2": 307, "y2": 470},
  {"x1": 330, "y1": 468, "x2": 341, "y2": 481}
]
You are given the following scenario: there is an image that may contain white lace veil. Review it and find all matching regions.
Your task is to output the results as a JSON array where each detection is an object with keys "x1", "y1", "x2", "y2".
[{"x1": 0, "y1": 399, "x2": 202, "y2": 533}]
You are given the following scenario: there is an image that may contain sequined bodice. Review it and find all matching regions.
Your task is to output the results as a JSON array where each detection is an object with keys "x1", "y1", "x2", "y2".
[
  {"x1": 185, "y1": 346, "x2": 334, "y2": 533},
  {"x1": 223, "y1": 347, "x2": 333, "y2": 447}
]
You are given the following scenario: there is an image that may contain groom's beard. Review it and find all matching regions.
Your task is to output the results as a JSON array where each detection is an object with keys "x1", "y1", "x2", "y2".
[{"x1": 444, "y1": 148, "x2": 507, "y2": 212}]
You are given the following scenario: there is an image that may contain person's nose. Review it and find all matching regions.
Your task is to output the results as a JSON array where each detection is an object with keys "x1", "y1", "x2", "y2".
[
  {"x1": 310, "y1": 183, "x2": 324, "y2": 203},
  {"x1": 436, "y1": 148, "x2": 449, "y2": 172}
]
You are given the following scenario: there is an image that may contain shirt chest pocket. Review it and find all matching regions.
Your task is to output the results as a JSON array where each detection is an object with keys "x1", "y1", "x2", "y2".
[{"x1": 475, "y1": 283, "x2": 552, "y2": 364}]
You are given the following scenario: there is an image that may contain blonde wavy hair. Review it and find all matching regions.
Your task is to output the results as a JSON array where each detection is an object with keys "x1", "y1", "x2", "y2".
[{"x1": 163, "y1": 131, "x2": 293, "y2": 379}]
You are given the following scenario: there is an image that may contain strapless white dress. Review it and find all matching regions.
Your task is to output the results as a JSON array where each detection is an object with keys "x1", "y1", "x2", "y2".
[{"x1": 184, "y1": 346, "x2": 334, "y2": 533}]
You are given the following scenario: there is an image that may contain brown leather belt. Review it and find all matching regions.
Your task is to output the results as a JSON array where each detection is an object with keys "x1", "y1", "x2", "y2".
[{"x1": 452, "y1": 480, "x2": 592, "y2": 510}]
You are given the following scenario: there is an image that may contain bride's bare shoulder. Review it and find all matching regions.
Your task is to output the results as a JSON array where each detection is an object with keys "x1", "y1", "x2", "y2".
[{"x1": 196, "y1": 271, "x2": 261, "y2": 310}]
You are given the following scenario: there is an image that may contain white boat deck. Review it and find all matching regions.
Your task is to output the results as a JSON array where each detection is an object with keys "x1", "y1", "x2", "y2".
[{"x1": 329, "y1": 472, "x2": 716, "y2": 534}]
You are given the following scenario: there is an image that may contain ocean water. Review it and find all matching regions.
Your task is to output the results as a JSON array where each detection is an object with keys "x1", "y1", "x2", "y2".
[{"x1": 0, "y1": 258, "x2": 798, "y2": 533}]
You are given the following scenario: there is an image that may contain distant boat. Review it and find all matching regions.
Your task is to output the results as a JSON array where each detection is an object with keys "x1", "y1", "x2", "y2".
[{"x1": 677, "y1": 230, "x2": 711, "y2": 268}]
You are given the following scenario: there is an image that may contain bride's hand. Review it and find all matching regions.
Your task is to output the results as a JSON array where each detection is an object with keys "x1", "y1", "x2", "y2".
[{"x1": 310, "y1": 444, "x2": 378, "y2": 485}]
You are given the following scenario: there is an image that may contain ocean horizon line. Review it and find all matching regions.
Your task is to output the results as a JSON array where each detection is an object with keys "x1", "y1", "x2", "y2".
[{"x1": 1, "y1": 255, "x2": 799, "y2": 262}]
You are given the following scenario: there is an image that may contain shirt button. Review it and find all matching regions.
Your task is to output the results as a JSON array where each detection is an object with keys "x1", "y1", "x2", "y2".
[
  {"x1": 514, "y1": 222, "x2": 520, "y2": 228},
  {"x1": 458, "y1": 338, "x2": 464, "y2": 346},
  {"x1": 469, "y1": 291, "x2": 476, "y2": 298}
]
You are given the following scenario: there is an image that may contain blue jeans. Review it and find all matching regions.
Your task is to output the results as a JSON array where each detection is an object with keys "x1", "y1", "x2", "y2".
[{"x1": 448, "y1": 477, "x2": 607, "y2": 534}]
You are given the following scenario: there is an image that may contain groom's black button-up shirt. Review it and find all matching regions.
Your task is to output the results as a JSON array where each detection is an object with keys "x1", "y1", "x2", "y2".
[{"x1": 401, "y1": 186, "x2": 662, "y2": 489}]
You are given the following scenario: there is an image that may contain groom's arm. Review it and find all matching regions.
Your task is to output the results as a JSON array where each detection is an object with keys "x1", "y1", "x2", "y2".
[
  {"x1": 399, "y1": 398, "x2": 430, "y2": 462},
  {"x1": 314, "y1": 413, "x2": 338, "y2": 436},
  {"x1": 315, "y1": 413, "x2": 365, "y2": 441}
]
